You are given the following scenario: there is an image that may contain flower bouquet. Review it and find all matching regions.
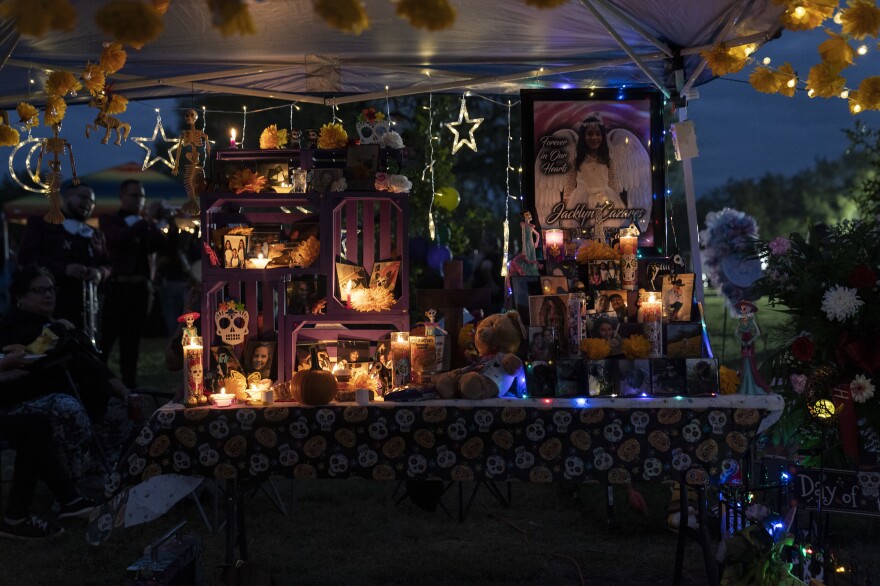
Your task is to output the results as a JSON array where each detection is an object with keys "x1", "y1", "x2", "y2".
[{"x1": 754, "y1": 218, "x2": 880, "y2": 465}]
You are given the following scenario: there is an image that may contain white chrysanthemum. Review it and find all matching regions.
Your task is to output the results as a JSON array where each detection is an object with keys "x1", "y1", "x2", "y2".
[
  {"x1": 381, "y1": 130, "x2": 404, "y2": 149},
  {"x1": 388, "y1": 174, "x2": 412, "y2": 193},
  {"x1": 850, "y1": 374, "x2": 875, "y2": 404},
  {"x1": 820, "y1": 285, "x2": 864, "y2": 322}
]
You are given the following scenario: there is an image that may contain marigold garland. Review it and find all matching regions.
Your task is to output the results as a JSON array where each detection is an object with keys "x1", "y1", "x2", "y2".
[
  {"x1": 228, "y1": 168, "x2": 267, "y2": 194},
  {"x1": 317, "y1": 122, "x2": 348, "y2": 149},
  {"x1": 94, "y1": 1, "x2": 164, "y2": 50},
  {"x1": 0, "y1": 0, "x2": 76, "y2": 37},
  {"x1": 0, "y1": 123, "x2": 20, "y2": 147},
  {"x1": 778, "y1": 0, "x2": 835, "y2": 31},
  {"x1": 580, "y1": 338, "x2": 611, "y2": 360},
  {"x1": 621, "y1": 335, "x2": 651, "y2": 359},
  {"x1": 313, "y1": 0, "x2": 370, "y2": 35},
  {"x1": 575, "y1": 239, "x2": 619, "y2": 263},
  {"x1": 81, "y1": 63, "x2": 106, "y2": 94},
  {"x1": 849, "y1": 76, "x2": 880, "y2": 113},
  {"x1": 16, "y1": 102, "x2": 39, "y2": 128},
  {"x1": 43, "y1": 95, "x2": 67, "y2": 126},
  {"x1": 99, "y1": 42, "x2": 128, "y2": 74},
  {"x1": 44, "y1": 71, "x2": 82, "y2": 97},
  {"x1": 701, "y1": 43, "x2": 752, "y2": 77},
  {"x1": 806, "y1": 62, "x2": 846, "y2": 98},
  {"x1": 817, "y1": 31, "x2": 854, "y2": 69},
  {"x1": 719, "y1": 365, "x2": 740, "y2": 395},
  {"x1": 395, "y1": 0, "x2": 456, "y2": 31},
  {"x1": 350, "y1": 286, "x2": 395, "y2": 312},
  {"x1": 208, "y1": 0, "x2": 256, "y2": 36},
  {"x1": 749, "y1": 63, "x2": 797, "y2": 97},
  {"x1": 105, "y1": 94, "x2": 129, "y2": 115},
  {"x1": 840, "y1": 0, "x2": 880, "y2": 40}
]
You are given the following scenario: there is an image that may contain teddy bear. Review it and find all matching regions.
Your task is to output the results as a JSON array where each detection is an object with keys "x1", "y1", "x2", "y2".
[{"x1": 435, "y1": 311, "x2": 525, "y2": 399}]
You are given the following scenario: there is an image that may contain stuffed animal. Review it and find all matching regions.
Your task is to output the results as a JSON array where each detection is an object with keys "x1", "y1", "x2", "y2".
[{"x1": 435, "y1": 311, "x2": 526, "y2": 399}]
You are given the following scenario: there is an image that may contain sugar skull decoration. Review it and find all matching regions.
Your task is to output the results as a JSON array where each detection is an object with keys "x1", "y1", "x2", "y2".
[
  {"x1": 619, "y1": 222, "x2": 640, "y2": 292},
  {"x1": 215, "y1": 299, "x2": 249, "y2": 345}
]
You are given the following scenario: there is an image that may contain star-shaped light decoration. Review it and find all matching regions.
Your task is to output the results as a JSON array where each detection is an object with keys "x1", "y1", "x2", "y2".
[
  {"x1": 445, "y1": 94, "x2": 483, "y2": 154},
  {"x1": 132, "y1": 113, "x2": 180, "y2": 170}
]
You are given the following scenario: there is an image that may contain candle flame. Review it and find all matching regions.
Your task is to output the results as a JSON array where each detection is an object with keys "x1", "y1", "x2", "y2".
[{"x1": 230, "y1": 129, "x2": 237, "y2": 140}]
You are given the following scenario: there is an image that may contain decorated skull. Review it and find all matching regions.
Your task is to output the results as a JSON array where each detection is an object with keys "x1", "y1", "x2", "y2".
[
  {"x1": 209, "y1": 416, "x2": 230, "y2": 439},
  {"x1": 172, "y1": 450, "x2": 191, "y2": 472},
  {"x1": 525, "y1": 419, "x2": 546, "y2": 443},
  {"x1": 316, "y1": 408, "x2": 336, "y2": 432},
  {"x1": 369, "y1": 417, "x2": 389, "y2": 440},
  {"x1": 249, "y1": 453, "x2": 270, "y2": 476},
  {"x1": 553, "y1": 411, "x2": 572, "y2": 433},
  {"x1": 671, "y1": 448, "x2": 692, "y2": 471},
  {"x1": 642, "y1": 457, "x2": 662, "y2": 479},
  {"x1": 135, "y1": 426, "x2": 154, "y2": 446},
  {"x1": 289, "y1": 417, "x2": 310, "y2": 439},
  {"x1": 708, "y1": 410, "x2": 728, "y2": 435},
  {"x1": 96, "y1": 513, "x2": 113, "y2": 533},
  {"x1": 603, "y1": 420, "x2": 624, "y2": 443},
  {"x1": 564, "y1": 456, "x2": 585, "y2": 479},
  {"x1": 858, "y1": 471, "x2": 880, "y2": 498},
  {"x1": 515, "y1": 446, "x2": 535, "y2": 469},
  {"x1": 474, "y1": 410, "x2": 494, "y2": 433},
  {"x1": 329, "y1": 453, "x2": 350, "y2": 476},
  {"x1": 682, "y1": 420, "x2": 702, "y2": 443},
  {"x1": 357, "y1": 444, "x2": 378, "y2": 468},
  {"x1": 436, "y1": 445, "x2": 457, "y2": 469},
  {"x1": 447, "y1": 418, "x2": 468, "y2": 442},
  {"x1": 214, "y1": 301, "x2": 249, "y2": 345},
  {"x1": 104, "y1": 472, "x2": 122, "y2": 497},
  {"x1": 278, "y1": 444, "x2": 299, "y2": 467},
  {"x1": 395, "y1": 409, "x2": 416, "y2": 432},
  {"x1": 592, "y1": 447, "x2": 613, "y2": 471},
  {"x1": 198, "y1": 444, "x2": 220, "y2": 467},
  {"x1": 407, "y1": 454, "x2": 428, "y2": 477},
  {"x1": 630, "y1": 411, "x2": 650, "y2": 435},
  {"x1": 236, "y1": 409, "x2": 257, "y2": 431},
  {"x1": 156, "y1": 410, "x2": 175, "y2": 429},
  {"x1": 128, "y1": 454, "x2": 146, "y2": 476},
  {"x1": 486, "y1": 455, "x2": 506, "y2": 478}
]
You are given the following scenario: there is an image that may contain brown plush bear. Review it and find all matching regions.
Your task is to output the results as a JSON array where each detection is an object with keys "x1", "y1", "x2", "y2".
[{"x1": 435, "y1": 311, "x2": 525, "y2": 399}]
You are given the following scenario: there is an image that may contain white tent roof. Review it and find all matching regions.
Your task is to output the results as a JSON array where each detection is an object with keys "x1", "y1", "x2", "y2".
[{"x1": 0, "y1": 0, "x2": 784, "y2": 107}]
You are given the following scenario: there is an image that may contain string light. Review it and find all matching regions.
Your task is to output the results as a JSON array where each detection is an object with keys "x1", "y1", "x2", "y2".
[
  {"x1": 241, "y1": 105, "x2": 247, "y2": 148},
  {"x1": 501, "y1": 99, "x2": 512, "y2": 279},
  {"x1": 426, "y1": 91, "x2": 436, "y2": 241},
  {"x1": 857, "y1": 44, "x2": 868, "y2": 56}
]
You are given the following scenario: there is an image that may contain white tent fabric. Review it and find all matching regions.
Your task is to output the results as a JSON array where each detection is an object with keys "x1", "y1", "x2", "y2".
[{"x1": 0, "y1": 0, "x2": 784, "y2": 106}]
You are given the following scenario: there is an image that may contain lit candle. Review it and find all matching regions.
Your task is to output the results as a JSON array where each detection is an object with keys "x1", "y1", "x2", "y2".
[
  {"x1": 390, "y1": 332, "x2": 411, "y2": 388},
  {"x1": 544, "y1": 229, "x2": 564, "y2": 261},
  {"x1": 229, "y1": 128, "x2": 237, "y2": 148},
  {"x1": 211, "y1": 387, "x2": 233, "y2": 407},
  {"x1": 249, "y1": 253, "x2": 270, "y2": 269},
  {"x1": 344, "y1": 279, "x2": 353, "y2": 309},
  {"x1": 619, "y1": 224, "x2": 639, "y2": 291},
  {"x1": 183, "y1": 336, "x2": 205, "y2": 406},
  {"x1": 641, "y1": 293, "x2": 663, "y2": 357}
]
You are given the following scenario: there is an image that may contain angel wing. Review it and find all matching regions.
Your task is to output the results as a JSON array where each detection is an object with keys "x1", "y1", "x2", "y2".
[
  {"x1": 608, "y1": 129, "x2": 652, "y2": 231},
  {"x1": 533, "y1": 128, "x2": 577, "y2": 227}
]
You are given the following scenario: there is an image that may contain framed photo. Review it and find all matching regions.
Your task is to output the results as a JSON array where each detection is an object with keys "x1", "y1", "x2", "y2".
[
  {"x1": 248, "y1": 227, "x2": 282, "y2": 261},
  {"x1": 345, "y1": 144, "x2": 380, "y2": 190},
  {"x1": 528, "y1": 294, "x2": 572, "y2": 356},
  {"x1": 312, "y1": 168, "x2": 344, "y2": 193},
  {"x1": 338, "y1": 338, "x2": 371, "y2": 364},
  {"x1": 661, "y1": 273, "x2": 695, "y2": 322},
  {"x1": 336, "y1": 261, "x2": 369, "y2": 295},
  {"x1": 222, "y1": 234, "x2": 248, "y2": 269},
  {"x1": 598, "y1": 289, "x2": 628, "y2": 322},
  {"x1": 521, "y1": 89, "x2": 665, "y2": 253},
  {"x1": 638, "y1": 256, "x2": 678, "y2": 292},
  {"x1": 510, "y1": 276, "x2": 540, "y2": 325},
  {"x1": 244, "y1": 340, "x2": 276, "y2": 380},
  {"x1": 666, "y1": 322, "x2": 704, "y2": 358},
  {"x1": 616, "y1": 359, "x2": 651, "y2": 396},
  {"x1": 525, "y1": 360, "x2": 556, "y2": 397},
  {"x1": 589, "y1": 314, "x2": 622, "y2": 356},
  {"x1": 556, "y1": 359, "x2": 584, "y2": 397},
  {"x1": 370, "y1": 260, "x2": 401, "y2": 292},
  {"x1": 295, "y1": 343, "x2": 331, "y2": 372},
  {"x1": 650, "y1": 358, "x2": 686, "y2": 396},
  {"x1": 286, "y1": 276, "x2": 327, "y2": 315},
  {"x1": 256, "y1": 161, "x2": 290, "y2": 192},
  {"x1": 686, "y1": 358, "x2": 719, "y2": 396},
  {"x1": 539, "y1": 275, "x2": 569, "y2": 295},
  {"x1": 584, "y1": 260, "x2": 621, "y2": 290},
  {"x1": 586, "y1": 359, "x2": 613, "y2": 396},
  {"x1": 528, "y1": 326, "x2": 557, "y2": 361},
  {"x1": 211, "y1": 345, "x2": 243, "y2": 378}
]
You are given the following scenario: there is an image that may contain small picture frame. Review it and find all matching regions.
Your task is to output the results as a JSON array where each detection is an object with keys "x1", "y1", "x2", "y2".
[
  {"x1": 650, "y1": 358, "x2": 687, "y2": 396},
  {"x1": 345, "y1": 144, "x2": 380, "y2": 190},
  {"x1": 585, "y1": 260, "x2": 621, "y2": 290},
  {"x1": 256, "y1": 161, "x2": 290, "y2": 192},
  {"x1": 638, "y1": 255, "x2": 674, "y2": 292},
  {"x1": 526, "y1": 360, "x2": 556, "y2": 397},
  {"x1": 510, "y1": 276, "x2": 540, "y2": 325},
  {"x1": 598, "y1": 289, "x2": 628, "y2": 322},
  {"x1": 661, "y1": 273, "x2": 695, "y2": 322},
  {"x1": 555, "y1": 359, "x2": 584, "y2": 397},
  {"x1": 686, "y1": 358, "x2": 719, "y2": 396},
  {"x1": 586, "y1": 359, "x2": 613, "y2": 396},
  {"x1": 528, "y1": 294, "x2": 572, "y2": 357},
  {"x1": 589, "y1": 314, "x2": 622, "y2": 356},
  {"x1": 222, "y1": 234, "x2": 249, "y2": 269},
  {"x1": 336, "y1": 262, "x2": 369, "y2": 296},
  {"x1": 528, "y1": 326, "x2": 557, "y2": 361},
  {"x1": 539, "y1": 275, "x2": 569, "y2": 295},
  {"x1": 338, "y1": 339, "x2": 371, "y2": 364},
  {"x1": 666, "y1": 322, "x2": 704, "y2": 358},
  {"x1": 211, "y1": 345, "x2": 244, "y2": 379},
  {"x1": 248, "y1": 227, "x2": 282, "y2": 262},
  {"x1": 312, "y1": 168, "x2": 345, "y2": 193},
  {"x1": 370, "y1": 260, "x2": 401, "y2": 293},
  {"x1": 244, "y1": 340, "x2": 276, "y2": 380},
  {"x1": 286, "y1": 276, "x2": 327, "y2": 315},
  {"x1": 616, "y1": 359, "x2": 651, "y2": 396},
  {"x1": 296, "y1": 343, "x2": 331, "y2": 371}
]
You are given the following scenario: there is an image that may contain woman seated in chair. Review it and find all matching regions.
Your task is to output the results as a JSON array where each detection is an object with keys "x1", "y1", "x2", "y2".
[{"x1": 0, "y1": 265, "x2": 131, "y2": 480}]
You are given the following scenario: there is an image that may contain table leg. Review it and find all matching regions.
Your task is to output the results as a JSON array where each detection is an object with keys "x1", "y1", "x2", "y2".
[
  {"x1": 673, "y1": 477, "x2": 687, "y2": 585},
  {"x1": 225, "y1": 479, "x2": 236, "y2": 565}
]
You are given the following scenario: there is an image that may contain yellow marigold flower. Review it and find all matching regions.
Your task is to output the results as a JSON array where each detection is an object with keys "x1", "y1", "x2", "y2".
[
  {"x1": 314, "y1": 0, "x2": 370, "y2": 35},
  {"x1": 81, "y1": 63, "x2": 106, "y2": 94},
  {"x1": 780, "y1": 0, "x2": 835, "y2": 31},
  {"x1": 818, "y1": 31, "x2": 854, "y2": 69},
  {"x1": 317, "y1": 122, "x2": 348, "y2": 149},
  {"x1": 0, "y1": 0, "x2": 75, "y2": 38},
  {"x1": 851, "y1": 76, "x2": 880, "y2": 112},
  {"x1": 575, "y1": 239, "x2": 619, "y2": 263},
  {"x1": 208, "y1": 0, "x2": 256, "y2": 36},
  {"x1": 94, "y1": 1, "x2": 164, "y2": 50},
  {"x1": 749, "y1": 66, "x2": 780, "y2": 94},
  {"x1": 229, "y1": 168, "x2": 267, "y2": 194},
  {"x1": 260, "y1": 124, "x2": 282, "y2": 149},
  {"x1": 106, "y1": 94, "x2": 129, "y2": 115},
  {"x1": 0, "y1": 124, "x2": 20, "y2": 147},
  {"x1": 580, "y1": 338, "x2": 611, "y2": 360},
  {"x1": 100, "y1": 42, "x2": 128, "y2": 74},
  {"x1": 16, "y1": 102, "x2": 39, "y2": 128},
  {"x1": 458, "y1": 323, "x2": 475, "y2": 350},
  {"x1": 43, "y1": 96, "x2": 67, "y2": 126},
  {"x1": 841, "y1": 0, "x2": 880, "y2": 40},
  {"x1": 621, "y1": 335, "x2": 651, "y2": 359},
  {"x1": 701, "y1": 44, "x2": 750, "y2": 77},
  {"x1": 719, "y1": 365, "x2": 740, "y2": 395},
  {"x1": 44, "y1": 71, "x2": 82, "y2": 98},
  {"x1": 396, "y1": 0, "x2": 456, "y2": 31},
  {"x1": 806, "y1": 62, "x2": 846, "y2": 98}
]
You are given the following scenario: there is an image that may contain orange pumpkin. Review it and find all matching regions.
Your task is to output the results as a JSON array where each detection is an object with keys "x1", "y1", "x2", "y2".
[{"x1": 290, "y1": 346, "x2": 337, "y2": 405}]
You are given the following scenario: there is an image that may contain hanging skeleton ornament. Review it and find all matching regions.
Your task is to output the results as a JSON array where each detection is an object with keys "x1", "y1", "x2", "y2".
[
  {"x1": 214, "y1": 299, "x2": 249, "y2": 345},
  {"x1": 35, "y1": 122, "x2": 78, "y2": 224},
  {"x1": 85, "y1": 93, "x2": 130, "y2": 145},
  {"x1": 173, "y1": 108, "x2": 210, "y2": 216}
]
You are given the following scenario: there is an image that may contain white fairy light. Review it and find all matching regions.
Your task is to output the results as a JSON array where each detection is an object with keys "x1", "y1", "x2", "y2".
[
  {"x1": 501, "y1": 99, "x2": 512, "y2": 279},
  {"x1": 857, "y1": 44, "x2": 868, "y2": 56},
  {"x1": 241, "y1": 105, "x2": 247, "y2": 148},
  {"x1": 762, "y1": 57, "x2": 771, "y2": 65},
  {"x1": 840, "y1": 89, "x2": 849, "y2": 99},
  {"x1": 426, "y1": 91, "x2": 436, "y2": 241}
]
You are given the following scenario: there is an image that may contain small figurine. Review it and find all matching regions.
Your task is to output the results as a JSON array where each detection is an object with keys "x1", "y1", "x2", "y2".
[
  {"x1": 369, "y1": 358, "x2": 392, "y2": 397},
  {"x1": 177, "y1": 311, "x2": 200, "y2": 345},
  {"x1": 35, "y1": 122, "x2": 78, "y2": 224},
  {"x1": 735, "y1": 300, "x2": 770, "y2": 395},
  {"x1": 423, "y1": 308, "x2": 447, "y2": 336},
  {"x1": 173, "y1": 108, "x2": 211, "y2": 216},
  {"x1": 509, "y1": 211, "x2": 540, "y2": 276},
  {"x1": 85, "y1": 93, "x2": 130, "y2": 146}
]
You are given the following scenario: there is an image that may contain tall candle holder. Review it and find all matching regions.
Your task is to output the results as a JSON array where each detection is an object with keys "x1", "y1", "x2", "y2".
[
  {"x1": 183, "y1": 335, "x2": 206, "y2": 406},
  {"x1": 641, "y1": 294, "x2": 663, "y2": 357},
  {"x1": 543, "y1": 229, "x2": 565, "y2": 262},
  {"x1": 619, "y1": 223, "x2": 639, "y2": 291},
  {"x1": 390, "y1": 332, "x2": 411, "y2": 388}
]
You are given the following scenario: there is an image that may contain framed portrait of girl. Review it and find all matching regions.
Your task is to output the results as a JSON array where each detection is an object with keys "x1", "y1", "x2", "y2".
[{"x1": 521, "y1": 89, "x2": 665, "y2": 254}]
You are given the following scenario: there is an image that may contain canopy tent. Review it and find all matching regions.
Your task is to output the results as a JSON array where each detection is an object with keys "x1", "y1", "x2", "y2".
[{"x1": 0, "y1": 1, "x2": 784, "y2": 106}]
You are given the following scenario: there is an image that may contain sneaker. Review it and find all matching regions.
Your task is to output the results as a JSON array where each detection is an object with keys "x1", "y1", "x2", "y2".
[
  {"x1": 57, "y1": 497, "x2": 97, "y2": 520},
  {"x1": 0, "y1": 515, "x2": 65, "y2": 540}
]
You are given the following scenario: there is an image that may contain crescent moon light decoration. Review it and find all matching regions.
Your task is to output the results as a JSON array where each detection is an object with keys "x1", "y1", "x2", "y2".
[{"x1": 8, "y1": 134, "x2": 50, "y2": 193}]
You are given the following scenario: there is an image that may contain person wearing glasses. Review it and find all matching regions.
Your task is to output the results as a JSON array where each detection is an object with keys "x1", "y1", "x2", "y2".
[
  {"x1": 0, "y1": 265, "x2": 131, "y2": 484},
  {"x1": 16, "y1": 181, "x2": 112, "y2": 330}
]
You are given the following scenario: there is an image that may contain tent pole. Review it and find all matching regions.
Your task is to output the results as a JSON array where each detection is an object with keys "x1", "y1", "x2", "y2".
[{"x1": 589, "y1": 0, "x2": 674, "y2": 57}]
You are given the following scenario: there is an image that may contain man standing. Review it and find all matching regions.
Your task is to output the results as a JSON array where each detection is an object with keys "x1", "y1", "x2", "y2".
[
  {"x1": 17, "y1": 182, "x2": 111, "y2": 331},
  {"x1": 99, "y1": 179, "x2": 167, "y2": 388}
]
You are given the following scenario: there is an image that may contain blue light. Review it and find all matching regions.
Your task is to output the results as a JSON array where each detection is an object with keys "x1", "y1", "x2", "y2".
[
  {"x1": 781, "y1": 472, "x2": 790, "y2": 481},
  {"x1": 575, "y1": 398, "x2": 587, "y2": 407}
]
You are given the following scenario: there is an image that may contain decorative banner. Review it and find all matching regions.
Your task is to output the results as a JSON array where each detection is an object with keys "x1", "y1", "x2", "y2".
[
  {"x1": 792, "y1": 466, "x2": 880, "y2": 517},
  {"x1": 445, "y1": 94, "x2": 483, "y2": 154}
]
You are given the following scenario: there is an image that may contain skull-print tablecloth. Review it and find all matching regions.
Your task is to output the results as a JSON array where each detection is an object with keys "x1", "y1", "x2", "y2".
[{"x1": 88, "y1": 395, "x2": 783, "y2": 544}]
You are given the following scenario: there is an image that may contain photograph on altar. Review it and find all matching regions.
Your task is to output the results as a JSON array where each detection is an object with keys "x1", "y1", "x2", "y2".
[
  {"x1": 244, "y1": 339, "x2": 276, "y2": 380},
  {"x1": 661, "y1": 273, "x2": 695, "y2": 321},
  {"x1": 521, "y1": 88, "x2": 665, "y2": 252},
  {"x1": 666, "y1": 322, "x2": 704, "y2": 358},
  {"x1": 556, "y1": 359, "x2": 584, "y2": 397},
  {"x1": 686, "y1": 358, "x2": 719, "y2": 396},
  {"x1": 511, "y1": 276, "x2": 540, "y2": 325},
  {"x1": 584, "y1": 260, "x2": 621, "y2": 290},
  {"x1": 528, "y1": 294, "x2": 573, "y2": 357},
  {"x1": 211, "y1": 345, "x2": 244, "y2": 379},
  {"x1": 615, "y1": 359, "x2": 651, "y2": 396},
  {"x1": 528, "y1": 326, "x2": 558, "y2": 361},
  {"x1": 370, "y1": 260, "x2": 401, "y2": 293},
  {"x1": 222, "y1": 234, "x2": 248, "y2": 269},
  {"x1": 650, "y1": 358, "x2": 687, "y2": 396}
]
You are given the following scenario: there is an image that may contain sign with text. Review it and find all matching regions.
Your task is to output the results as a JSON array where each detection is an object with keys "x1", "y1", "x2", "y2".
[{"x1": 792, "y1": 466, "x2": 880, "y2": 517}]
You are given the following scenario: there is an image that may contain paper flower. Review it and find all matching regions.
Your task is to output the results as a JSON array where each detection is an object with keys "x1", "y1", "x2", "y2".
[
  {"x1": 44, "y1": 71, "x2": 82, "y2": 97},
  {"x1": 821, "y1": 285, "x2": 864, "y2": 322},
  {"x1": 387, "y1": 174, "x2": 412, "y2": 193},
  {"x1": 207, "y1": 0, "x2": 256, "y2": 36},
  {"x1": 0, "y1": 0, "x2": 76, "y2": 37},
  {"x1": 356, "y1": 107, "x2": 385, "y2": 124},
  {"x1": 840, "y1": 0, "x2": 880, "y2": 40},
  {"x1": 105, "y1": 94, "x2": 129, "y2": 115},
  {"x1": 350, "y1": 286, "x2": 395, "y2": 312},
  {"x1": 290, "y1": 235, "x2": 320, "y2": 268},
  {"x1": 621, "y1": 334, "x2": 650, "y2": 359},
  {"x1": 16, "y1": 102, "x2": 39, "y2": 128},
  {"x1": 43, "y1": 96, "x2": 67, "y2": 126},
  {"x1": 701, "y1": 43, "x2": 751, "y2": 77},
  {"x1": 719, "y1": 366, "x2": 740, "y2": 395},
  {"x1": 99, "y1": 42, "x2": 127, "y2": 74},
  {"x1": 789, "y1": 373, "x2": 807, "y2": 394},
  {"x1": 81, "y1": 63, "x2": 106, "y2": 94},
  {"x1": 806, "y1": 62, "x2": 846, "y2": 98},
  {"x1": 780, "y1": 1, "x2": 834, "y2": 31},
  {"x1": 849, "y1": 77, "x2": 880, "y2": 113},
  {"x1": 259, "y1": 124, "x2": 288, "y2": 149},
  {"x1": 94, "y1": 1, "x2": 165, "y2": 50},
  {"x1": 768, "y1": 236, "x2": 791, "y2": 255},
  {"x1": 850, "y1": 374, "x2": 875, "y2": 403},
  {"x1": 579, "y1": 338, "x2": 610, "y2": 360},
  {"x1": 395, "y1": 0, "x2": 456, "y2": 31},
  {"x1": 791, "y1": 336, "x2": 816, "y2": 362},
  {"x1": 313, "y1": 0, "x2": 370, "y2": 35},
  {"x1": 381, "y1": 130, "x2": 404, "y2": 149},
  {"x1": 818, "y1": 31, "x2": 855, "y2": 69},
  {"x1": 374, "y1": 172, "x2": 390, "y2": 191},
  {"x1": 228, "y1": 168, "x2": 267, "y2": 194},
  {"x1": 575, "y1": 239, "x2": 619, "y2": 263},
  {"x1": 317, "y1": 122, "x2": 348, "y2": 149},
  {"x1": 0, "y1": 123, "x2": 19, "y2": 147},
  {"x1": 749, "y1": 63, "x2": 797, "y2": 97}
]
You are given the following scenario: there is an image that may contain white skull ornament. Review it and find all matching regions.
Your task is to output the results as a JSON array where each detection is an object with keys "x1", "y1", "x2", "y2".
[{"x1": 215, "y1": 302, "x2": 249, "y2": 345}]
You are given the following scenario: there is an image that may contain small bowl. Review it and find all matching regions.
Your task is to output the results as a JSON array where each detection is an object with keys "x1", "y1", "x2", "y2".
[{"x1": 211, "y1": 394, "x2": 234, "y2": 407}]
